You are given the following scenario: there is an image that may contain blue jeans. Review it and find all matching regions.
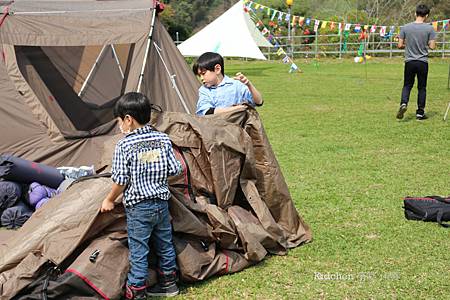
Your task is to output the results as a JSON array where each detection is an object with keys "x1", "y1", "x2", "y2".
[{"x1": 125, "y1": 199, "x2": 177, "y2": 287}]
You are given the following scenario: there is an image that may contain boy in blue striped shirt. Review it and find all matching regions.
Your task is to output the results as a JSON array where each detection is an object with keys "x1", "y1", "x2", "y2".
[{"x1": 100, "y1": 92, "x2": 182, "y2": 299}]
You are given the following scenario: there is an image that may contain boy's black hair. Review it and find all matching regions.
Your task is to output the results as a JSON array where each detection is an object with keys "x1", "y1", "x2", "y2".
[
  {"x1": 416, "y1": 4, "x2": 430, "y2": 17},
  {"x1": 192, "y1": 52, "x2": 224, "y2": 76},
  {"x1": 114, "y1": 92, "x2": 151, "y2": 125}
]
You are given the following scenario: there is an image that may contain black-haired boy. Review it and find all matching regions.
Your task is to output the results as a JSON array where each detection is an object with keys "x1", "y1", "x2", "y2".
[{"x1": 101, "y1": 92, "x2": 182, "y2": 299}]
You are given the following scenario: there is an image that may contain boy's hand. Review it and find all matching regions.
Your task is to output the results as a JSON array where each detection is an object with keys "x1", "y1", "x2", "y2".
[
  {"x1": 234, "y1": 72, "x2": 250, "y2": 86},
  {"x1": 100, "y1": 198, "x2": 115, "y2": 213}
]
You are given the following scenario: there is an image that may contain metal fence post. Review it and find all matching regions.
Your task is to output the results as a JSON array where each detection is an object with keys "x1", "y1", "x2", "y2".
[
  {"x1": 339, "y1": 29, "x2": 343, "y2": 59},
  {"x1": 315, "y1": 30, "x2": 319, "y2": 58},
  {"x1": 442, "y1": 29, "x2": 446, "y2": 59}
]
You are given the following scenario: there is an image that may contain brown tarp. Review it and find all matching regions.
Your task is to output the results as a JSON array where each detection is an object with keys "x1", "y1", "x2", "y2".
[
  {"x1": 0, "y1": 1, "x2": 311, "y2": 299},
  {"x1": 0, "y1": 108, "x2": 311, "y2": 299}
]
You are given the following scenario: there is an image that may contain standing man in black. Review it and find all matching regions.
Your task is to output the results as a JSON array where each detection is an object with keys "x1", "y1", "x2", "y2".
[{"x1": 396, "y1": 4, "x2": 436, "y2": 120}]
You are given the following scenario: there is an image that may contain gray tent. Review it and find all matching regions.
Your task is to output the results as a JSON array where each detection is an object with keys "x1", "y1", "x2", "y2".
[{"x1": 0, "y1": 1, "x2": 312, "y2": 299}]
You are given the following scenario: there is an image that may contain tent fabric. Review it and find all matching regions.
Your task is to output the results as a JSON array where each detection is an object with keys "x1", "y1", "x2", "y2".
[
  {"x1": 0, "y1": 107, "x2": 311, "y2": 299},
  {"x1": 0, "y1": 1, "x2": 199, "y2": 167},
  {"x1": 177, "y1": 0, "x2": 272, "y2": 60},
  {"x1": 0, "y1": 181, "x2": 22, "y2": 213}
]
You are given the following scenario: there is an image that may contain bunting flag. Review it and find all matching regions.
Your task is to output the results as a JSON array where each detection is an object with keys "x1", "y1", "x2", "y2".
[
  {"x1": 379, "y1": 26, "x2": 386, "y2": 37},
  {"x1": 270, "y1": 10, "x2": 277, "y2": 21},
  {"x1": 314, "y1": 20, "x2": 320, "y2": 32},
  {"x1": 432, "y1": 21, "x2": 438, "y2": 31},
  {"x1": 354, "y1": 24, "x2": 361, "y2": 32},
  {"x1": 321, "y1": 21, "x2": 328, "y2": 29},
  {"x1": 277, "y1": 11, "x2": 283, "y2": 21},
  {"x1": 338, "y1": 23, "x2": 343, "y2": 34},
  {"x1": 444, "y1": 20, "x2": 449, "y2": 30},
  {"x1": 298, "y1": 17, "x2": 305, "y2": 26},
  {"x1": 289, "y1": 63, "x2": 298, "y2": 73},
  {"x1": 330, "y1": 22, "x2": 336, "y2": 30},
  {"x1": 370, "y1": 25, "x2": 377, "y2": 33},
  {"x1": 285, "y1": 13, "x2": 291, "y2": 22},
  {"x1": 276, "y1": 47, "x2": 286, "y2": 56},
  {"x1": 344, "y1": 23, "x2": 351, "y2": 31},
  {"x1": 292, "y1": 16, "x2": 298, "y2": 26},
  {"x1": 305, "y1": 18, "x2": 311, "y2": 25},
  {"x1": 282, "y1": 55, "x2": 290, "y2": 63}
]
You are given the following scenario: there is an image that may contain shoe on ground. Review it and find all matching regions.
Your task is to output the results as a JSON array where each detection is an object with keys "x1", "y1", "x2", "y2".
[
  {"x1": 396, "y1": 104, "x2": 407, "y2": 119},
  {"x1": 416, "y1": 113, "x2": 428, "y2": 120},
  {"x1": 147, "y1": 282, "x2": 179, "y2": 297},
  {"x1": 125, "y1": 285, "x2": 147, "y2": 300}
]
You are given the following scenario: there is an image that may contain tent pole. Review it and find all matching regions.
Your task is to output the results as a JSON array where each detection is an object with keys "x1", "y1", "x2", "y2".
[
  {"x1": 137, "y1": 6, "x2": 157, "y2": 93},
  {"x1": 111, "y1": 45, "x2": 124, "y2": 79},
  {"x1": 78, "y1": 45, "x2": 106, "y2": 97},
  {"x1": 153, "y1": 42, "x2": 191, "y2": 114}
]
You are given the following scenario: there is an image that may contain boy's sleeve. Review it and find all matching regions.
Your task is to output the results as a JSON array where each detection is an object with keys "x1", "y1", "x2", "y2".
[
  {"x1": 111, "y1": 143, "x2": 130, "y2": 185},
  {"x1": 240, "y1": 83, "x2": 255, "y2": 106},
  {"x1": 166, "y1": 142, "x2": 182, "y2": 176},
  {"x1": 196, "y1": 87, "x2": 214, "y2": 115}
]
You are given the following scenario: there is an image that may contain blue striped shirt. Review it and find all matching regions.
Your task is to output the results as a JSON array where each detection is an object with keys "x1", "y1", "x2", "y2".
[
  {"x1": 111, "y1": 124, "x2": 182, "y2": 208},
  {"x1": 196, "y1": 75, "x2": 255, "y2": 115}
]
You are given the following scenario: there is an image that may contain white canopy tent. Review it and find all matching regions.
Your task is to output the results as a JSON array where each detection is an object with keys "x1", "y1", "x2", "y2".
[{"x1": 177, "y1": 0, "x2": 272, "y2": 60}]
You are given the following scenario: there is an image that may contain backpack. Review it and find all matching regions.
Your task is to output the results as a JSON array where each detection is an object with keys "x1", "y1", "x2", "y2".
[{"x1": 403, "y1": 196, "x2": 450, "y2": 228}]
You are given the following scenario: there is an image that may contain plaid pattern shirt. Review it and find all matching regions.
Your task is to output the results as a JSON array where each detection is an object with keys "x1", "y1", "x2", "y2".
[{"x1": 111, "y1": 124, "x2": 182, "y2": 208}]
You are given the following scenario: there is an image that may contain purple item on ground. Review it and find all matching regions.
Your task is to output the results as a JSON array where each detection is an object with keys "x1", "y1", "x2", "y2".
[
  {"x1": 1, "y1": 201, "x2": 32, "y2": 229},
  {"x1": 0, "y1": 181, "x2": 22, "y2": 212},
  {"x1": 35, "y1": 197, "x2": 51, "y2": 210},
  {"x1": 27, "y1": 182, "x2": 57, "y2": 208},
  {"x1": 0, "y1": 154, "x2": 64, "y2": 189}
]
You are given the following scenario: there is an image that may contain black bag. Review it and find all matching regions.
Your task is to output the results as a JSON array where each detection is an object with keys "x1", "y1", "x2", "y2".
[{"x1": 403, "y1": 196, "x2": 450, "y2": 227}]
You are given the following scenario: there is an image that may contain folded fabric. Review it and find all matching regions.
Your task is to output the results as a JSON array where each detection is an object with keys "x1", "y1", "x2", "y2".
[
  {"x1": 0, "y1": 181, "x2": 22, "y2": 212},
  {"x1": 27, "y1": 182, "x2": 58, "y2": 208},
  {"x1": 1, "y1": 201, "x2": 33, "y2": 229},
  {"x1": 57, "y1": 166, "x2": 95, "y2": 180},
  {"x1": 0, "y1": 154, "x2": 64, "y2": 189}
]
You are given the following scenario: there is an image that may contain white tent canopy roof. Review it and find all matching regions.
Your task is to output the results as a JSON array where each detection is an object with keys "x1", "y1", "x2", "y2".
[{"x1": 177, "y1": 0, "x2": 272, "y2": 60}]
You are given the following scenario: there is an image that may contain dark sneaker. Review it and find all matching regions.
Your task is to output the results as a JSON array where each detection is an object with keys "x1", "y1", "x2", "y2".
[
  {"x1": 125, "y1": 285, "x2": 147, "y2": 300},
  {"x1": 396, "y1": 104, "x2": 407, "y2": 119},
  {"x1": 147, "y1": 283, "x2": 179, "y2": 297},
  {"x1": 416, "y1": 113, "x2": 428, "y2": 120}
]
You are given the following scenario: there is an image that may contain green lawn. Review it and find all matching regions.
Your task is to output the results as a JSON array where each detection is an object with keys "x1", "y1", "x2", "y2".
[{"x1": 180, "y1": 57, "x2": 450, "y2": 299}]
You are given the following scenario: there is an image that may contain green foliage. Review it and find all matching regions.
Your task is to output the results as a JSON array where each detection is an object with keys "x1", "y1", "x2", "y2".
[{"x1": 176, "y1": 58, "x2": 450, "y2": 299}]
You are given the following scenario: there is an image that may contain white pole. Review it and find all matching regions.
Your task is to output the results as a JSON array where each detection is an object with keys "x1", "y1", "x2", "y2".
[
  {"x1": 137, "y1": 7, "x2": 157, "y2": 93},
  {"x1": 153, "y1": 42, "x2": 191, "y2": 114},
  {"x1": 111, "y1": 45, "x2": 124, "y2": 79},
  {"x1": 78, "y1": 45, "x2": 106, "y2": 97}
]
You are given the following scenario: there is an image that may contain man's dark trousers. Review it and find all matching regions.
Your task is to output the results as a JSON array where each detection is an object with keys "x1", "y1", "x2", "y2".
[{"x1": 401, "y1": 60, "x2": 428, "y2": 115}]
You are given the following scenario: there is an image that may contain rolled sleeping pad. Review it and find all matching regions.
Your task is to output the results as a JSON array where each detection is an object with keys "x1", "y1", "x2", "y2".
[
  {"x1": 1, "y1": 201, "x2": 33, "y2": 229},
  {"x1": 27, "y1": 182, "x2": 57, "y2": 208},
  {"x1": 0, "y1": 180, "x2": 22, "y2": 212},
  {"x1": 35, "y1": 197, "x2": 51, "y2": 210},
  {"x1": 0, "y1": 154, "x2": 64, "y2": 189}
]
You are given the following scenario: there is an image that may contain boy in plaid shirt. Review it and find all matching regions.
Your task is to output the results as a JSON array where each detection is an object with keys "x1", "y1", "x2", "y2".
[{"x1": 101, "y1": 92, "x2": 182, "y2": 299}]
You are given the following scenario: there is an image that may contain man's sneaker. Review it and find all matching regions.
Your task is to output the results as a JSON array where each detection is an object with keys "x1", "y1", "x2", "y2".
[
  {"x1": 396, "y1": 104, "x2": 407, "y2": 119},
  {"x1": 416, "y1": 113, "x2": 428, "y2": 120},
  {"x1": 125, "y1": 284, "x2": 147, "y2": 300}
]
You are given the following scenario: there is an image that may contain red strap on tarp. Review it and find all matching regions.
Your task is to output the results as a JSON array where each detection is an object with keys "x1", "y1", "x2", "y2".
[
  {"x1": 0, "y1": 4, "x2": 11, "y2": 27},
  {"x1": 65, "y1": 268, "x2": 110, "y2": 300}
]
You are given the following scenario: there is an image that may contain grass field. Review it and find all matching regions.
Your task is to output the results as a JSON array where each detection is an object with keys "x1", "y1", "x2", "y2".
[{"x1": 180, "y1": 57, "x2": 450, "y2": 299}]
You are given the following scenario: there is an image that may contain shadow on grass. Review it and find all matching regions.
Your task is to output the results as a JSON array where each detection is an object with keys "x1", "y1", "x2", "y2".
[{"x1": 398, "y1": 110, "x2": 440, "y2": 122}]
